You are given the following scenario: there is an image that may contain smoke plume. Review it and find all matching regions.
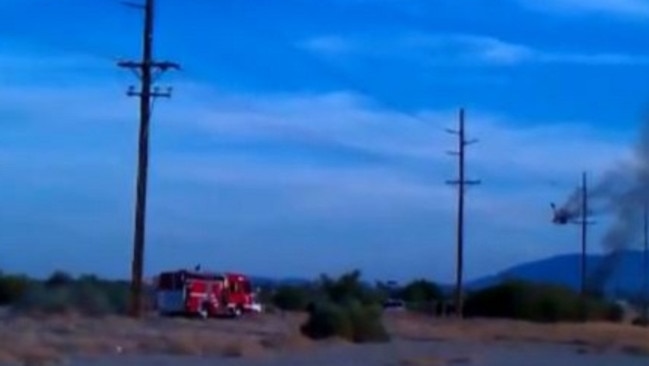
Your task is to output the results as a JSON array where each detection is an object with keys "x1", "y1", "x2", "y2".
[{"x1": 555, "y1": 122, "x2": 649, "y2": 295}]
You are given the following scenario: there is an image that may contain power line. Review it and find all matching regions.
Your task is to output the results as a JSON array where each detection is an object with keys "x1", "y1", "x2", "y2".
[
  {"x1": 118, "y1": 0, "x2": 180, "y2": 318},
  {"x1": 445, "y1": 108, "x2": 480, "y2": 319}
]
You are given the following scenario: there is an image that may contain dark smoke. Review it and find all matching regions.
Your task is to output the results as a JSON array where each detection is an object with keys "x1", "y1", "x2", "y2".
[
  {"x1": 552, "y1": 165, "x2": 631, "y2": 224},
  {"x1": 586, "y1": 202, "x2": 639, "y2": 295},
  {"x1": 555, "y1": 121, "x2": 649, "y2": 296}
]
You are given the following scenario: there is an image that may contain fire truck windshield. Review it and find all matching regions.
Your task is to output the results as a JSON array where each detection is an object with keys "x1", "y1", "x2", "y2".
[{"x1": 157, "y1": 272, "x2": 181, "y2": 290}]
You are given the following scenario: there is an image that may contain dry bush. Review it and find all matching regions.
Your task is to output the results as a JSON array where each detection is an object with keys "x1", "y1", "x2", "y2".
[{"x1": 301, "y1": 301, "x2": 389, "y2": 343}]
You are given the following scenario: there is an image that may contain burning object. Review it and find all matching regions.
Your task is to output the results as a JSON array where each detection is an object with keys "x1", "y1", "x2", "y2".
[{"x1": 551, "y1": 202, "x2": 578, "y2": 225}]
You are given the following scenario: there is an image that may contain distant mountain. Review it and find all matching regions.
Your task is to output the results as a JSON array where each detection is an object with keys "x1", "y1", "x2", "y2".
[
  {"x1": 248, "y1": 251, "x2": 649, "y2": 299},
  {"x1": 467, "y1": 250, "x2": 649, "y2": 299}
]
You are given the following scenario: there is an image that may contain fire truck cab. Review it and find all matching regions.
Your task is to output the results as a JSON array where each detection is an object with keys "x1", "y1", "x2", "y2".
[{"x1": 154, "y1": 269, "x2": 261, "y2": 318}]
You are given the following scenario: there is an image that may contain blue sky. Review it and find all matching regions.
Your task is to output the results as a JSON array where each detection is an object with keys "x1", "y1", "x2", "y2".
[{"x1": 0, "y1": 0, "x2": 647, "y2": 283}]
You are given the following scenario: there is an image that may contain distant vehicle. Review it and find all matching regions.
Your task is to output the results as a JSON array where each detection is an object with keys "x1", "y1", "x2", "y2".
[
  {"x1": 154, "y1": 269, "x2": 262, "y2": 318},
  {"x1": 382, "y1": 298, "x2": 406, "y2": 311}
]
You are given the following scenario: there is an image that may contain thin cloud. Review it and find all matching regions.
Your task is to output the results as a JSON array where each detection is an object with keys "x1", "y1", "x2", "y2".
[
  {"x1": 513, "y1": 0, "x2": 649, "y2": 18},
  {"x1": 301, "y1": 33, "x2": 649, "y2": 66},
  {"x1": 0, "y1": 48, "x2": 635, "y2": 279},
  {"x1": 0, "y1": 73, "x2": 631, "y2": 232}
]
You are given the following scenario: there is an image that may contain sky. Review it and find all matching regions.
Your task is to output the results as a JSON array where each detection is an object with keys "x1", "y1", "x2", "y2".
[{"x1": 0, "y1": 0, "x2": 648, "y2": 283}]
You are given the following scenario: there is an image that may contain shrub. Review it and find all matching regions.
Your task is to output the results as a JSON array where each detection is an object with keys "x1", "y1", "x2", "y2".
[
  {"x1": 464, "y1": 280, "x2": 623, "y2": 323},
  {"x1": 396, "y1": 279, "x2": 443, "y2": 314},
  {"x1": 632, "y1": 315, "x2": 649, "y2": 327},
  {"x1": 301, "y1": 302, "x2": 353, "y2": 340},
  {"x1": 16, "y1": 285, "x2": 76, "y2": 314},
  {"x1": 300, "y1": 270, "x2": 390, "y2": 343},
  {"x1": 0, "y1": 274, "x2": 30, "y2": 305},
  {"x1": 345, "y1": 301, "x2": 390, "y2": 343},
  {"x1": 255, "y1": 285, "x2": 275, "y2": 307},
  {"x1": 398, "y1": 279, "x2": 443, "y2": 303},
  {"x1": 583, "y1": 299, "x2": 624, "y2": 322},
  {"x1": 45, "y1": 271, "x2": 75, "y2": 288},
  {"x1": 80, "y1": 278, "x2": 130, "y2": 314},
  {"x1": 71, "y1": 282, "x2": 120, "y2": 316},
  {"x1": 14, "y1": 274, "x2": 130, "y2": 316},
  {"x1": 318, "y1": 270, "x2": 385, "y2": 306},
  {"x1": 272, "y1": 285, "x2": 310, "y2": 311},
  {"x1": 300, "y1": 301, "x2": 389, "y2": 343}
]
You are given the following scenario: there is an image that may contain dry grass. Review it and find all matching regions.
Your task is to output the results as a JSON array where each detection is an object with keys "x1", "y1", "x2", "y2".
[
  {"x1": 0, "y1": 312, "x2": 310, "y2": 365},
  {"x1": 385, "y1": 312, "x2": 649, "y2": 355},
  {"x1": 399, "y1": 355, "x2": 447, "y2": 366},
  {"x1": 399, "y1": 355, "x2": 476, "y2": 366},
  {"x1": 1, "y1": 311, "x2": 648, "y2": 365},
  {"x1": 620, "y1": 345, "x2": 649, "y2": 357}
]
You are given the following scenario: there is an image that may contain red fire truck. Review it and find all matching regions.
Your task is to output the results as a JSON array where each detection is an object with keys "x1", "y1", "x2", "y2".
[{"x1": 154, "y1": 269, "x2": 262, "y2": 318}]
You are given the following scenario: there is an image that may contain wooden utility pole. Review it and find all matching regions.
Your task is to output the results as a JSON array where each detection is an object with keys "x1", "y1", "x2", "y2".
[
  {"x1": 552, "y1": 172, "x2": 594, "y2": 319},
  {"x1": 580, "y1": 171, "x2": 588, "y2": 297},
  {"x1": 643, "y1": 201, "x2": 648, "y2": 324},
  {"x1": 446, "y1": 108, "x2": 481, "y2": 318},
  {"x1": 118, "y1": 0, "x2": 180, "y2": 318}
]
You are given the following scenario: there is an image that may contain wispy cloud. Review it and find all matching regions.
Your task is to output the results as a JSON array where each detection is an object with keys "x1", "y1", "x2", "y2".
[
  {"x1": 0, "y1": 66, "x2": 630, "y2": 223},
  {"x1": 513, "y1": 0, "x2": 649, "y2": 18},
  {"x1": 0, "y1": 47, "x2": 636, "y2": 279},
  {"x1": 1, "y1": 49, "x2": 634, "y2": 192},
  {"x1": 301, "y1": 33, "x2": 649, "y2": 66}
]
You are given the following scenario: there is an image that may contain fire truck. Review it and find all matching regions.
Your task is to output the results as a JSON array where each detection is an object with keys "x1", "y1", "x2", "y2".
[{"x1": 154, "y1": 269, "x2": 262, "y2": 318}]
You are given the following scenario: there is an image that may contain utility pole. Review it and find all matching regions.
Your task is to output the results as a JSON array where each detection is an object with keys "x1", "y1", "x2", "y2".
[
  {"x1": 552, "y1": 171, "x2": 594, "y2": 320},
  {"x1": 446, "y1": 108, "x2": 481, "y2": 318},
  {"x1": 580, "y1": 171, "x2": 588, "y2": 297},
  {"x1": 643, "y1": 201, "x2": 648, "y2": 324},
  {"x1": 575, "y1": 171, "x2": 598, "y2": 322},
  {"x1": 576, "y1": 171, "x2": 598, "y2": 298},
  {"x1": 118, "y1": 0, "x2": 180, "y2": 318}
]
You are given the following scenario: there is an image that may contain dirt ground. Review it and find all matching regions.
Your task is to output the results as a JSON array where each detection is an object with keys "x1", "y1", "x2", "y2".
[
  {"x1": 386, "y1": 312, "x2": 649, "y2": 355},
  {"x1": 0, "y1": 312, "x2": 647, "y2": 365}
]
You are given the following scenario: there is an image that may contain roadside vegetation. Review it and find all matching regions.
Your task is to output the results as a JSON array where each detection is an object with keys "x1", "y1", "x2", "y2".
[
  {"x1": 0, "y1": 271, "x2": 131, "y2": 316},
  {"x1": 0, "y1": 270, "x2": 628, "y2": 344},
  {"x1": 0, "y1": 269, "x2": 645, "y2": 366},
  {"x1": 464, "y1": 280, "x2": 624, "y2": 323}
]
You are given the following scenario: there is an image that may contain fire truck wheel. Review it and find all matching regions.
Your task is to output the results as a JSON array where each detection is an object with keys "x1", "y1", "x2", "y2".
[
  {"x1": 229, "y1": 306, "x2": 242, "y2": 318},
  {"x1": 198, "y1": 303, "x2": 209, "y2": 320}
]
